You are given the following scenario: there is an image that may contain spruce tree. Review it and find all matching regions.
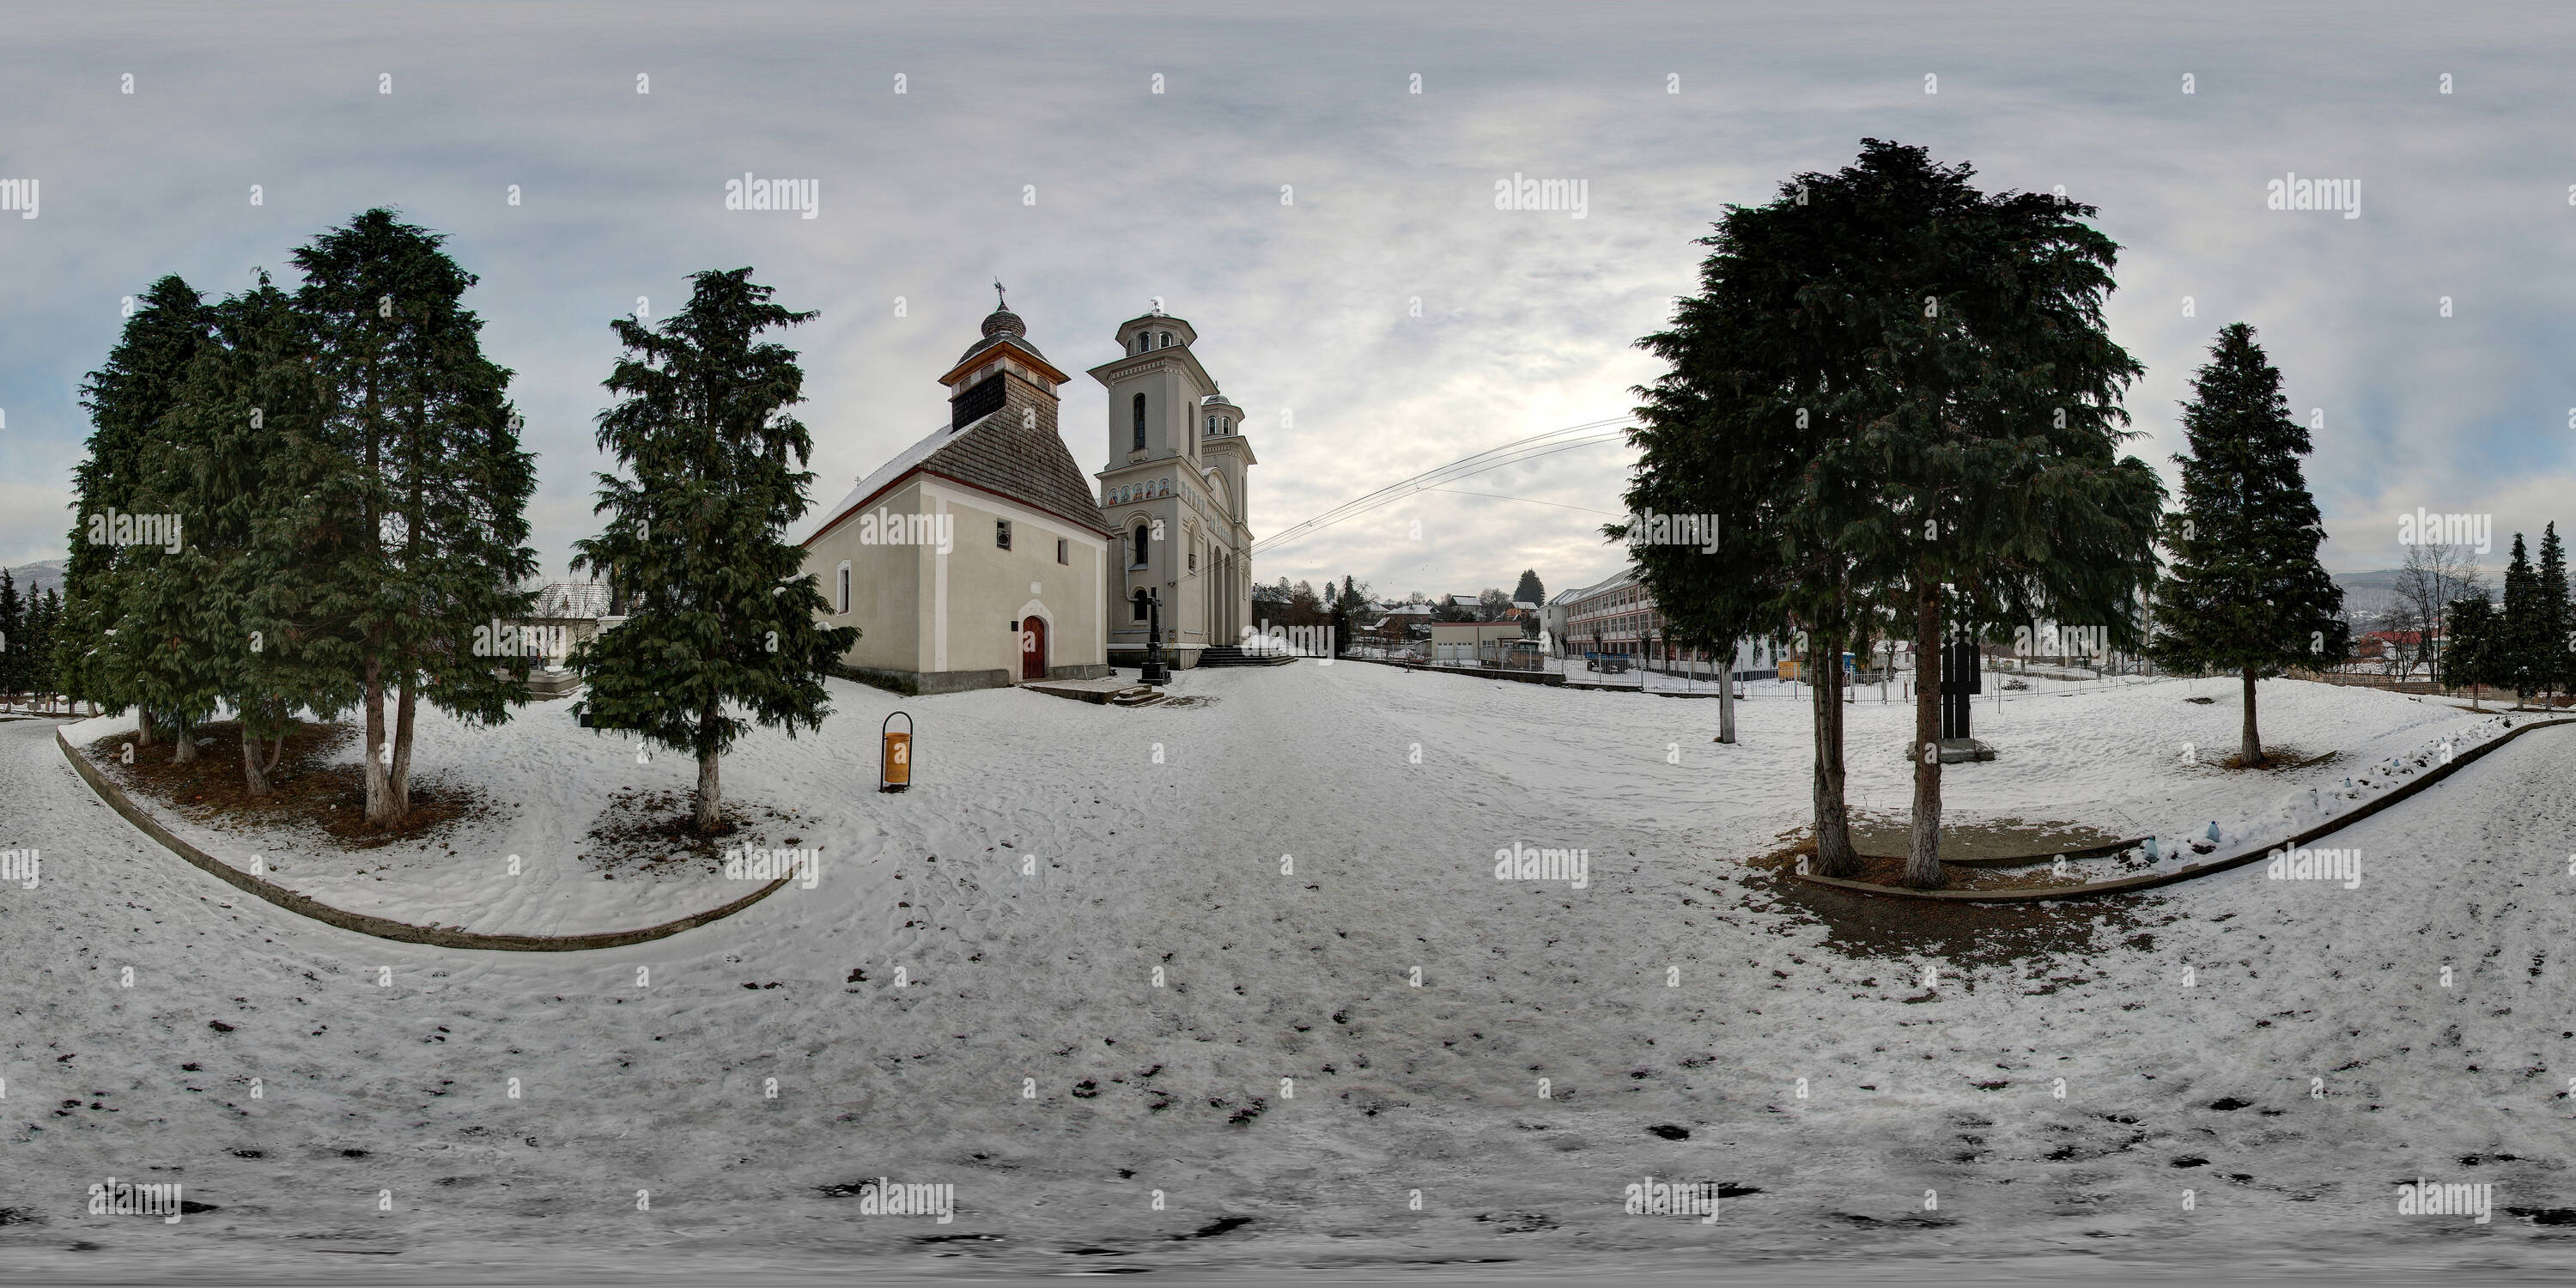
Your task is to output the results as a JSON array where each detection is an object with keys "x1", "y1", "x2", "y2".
[
  {"x1": 2445, "y1": 594, "x2": 2501, "y2": 709},
  {"x1": 0, "y1": 569, "x2": 21, "y2": 703},
  {"x1": 1850, "y1": 151, "x2": 2165, "y2": 888},
  {"x1": 1631, "y1": 141, "x2": 2161, "y2": 886},
  {"x1": 64, "y1": 276, "x2": 215, "y2": 738},
  {"x1": 1512, "y1": 569, "x2": 1546, "y2": 605},
  {"x1": 2535, "y1": 523, "x2": 2567, "y2": 698},
  {"x1": 2500, "y1": 532, "x2": 2540, "y2": 705},
  {"x1": 572, "y1": 268, "x2": 857, "y2": 834},
  {"x1": 293, "y1": 210, "x2": 539, "y2": 824},
  {"x1": 26, "y1": 590, "x2": 61, "y2": 711},
  {"x1": 2150, "y1": 323, "x2": 2348, "y2": 767},
  {"x1": 161, "y1": 275, "x2": 358, "y2": 793}
]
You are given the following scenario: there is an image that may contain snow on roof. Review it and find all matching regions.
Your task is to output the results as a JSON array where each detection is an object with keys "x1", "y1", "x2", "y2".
[
  {"x1": 794, "y1": 416, "x2": 981, "y2": 547},
  {"x1": 1552, "y1": 569, "x2": 1637, "y2": 605},
  {"x1": 799, "y1": 403, "x2": 1112, "y2": 546}
]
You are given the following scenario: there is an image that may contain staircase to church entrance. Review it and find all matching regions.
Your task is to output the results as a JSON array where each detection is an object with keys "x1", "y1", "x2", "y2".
[{"x1": 1195, "y1": 645, "x2": 1299, "y2": 668}]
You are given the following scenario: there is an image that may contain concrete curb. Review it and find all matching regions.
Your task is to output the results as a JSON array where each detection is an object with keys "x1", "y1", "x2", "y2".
[
  {"x1": 1794, "y1": 715, "x2": 2576, "y2": 903},
  {"x1": 58, "y1": 726, "x2": 793, "y2": 951},
  {"x1": 1865, "y1": 835, "x2": 2152, "y2": 870}
]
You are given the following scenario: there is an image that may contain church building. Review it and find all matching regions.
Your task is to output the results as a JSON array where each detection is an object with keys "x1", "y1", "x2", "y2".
[
  {"x1": 798, "y1": 294, "x2": 1115, "y2": 694},
  {"x1": 1090, "y1": 307, "x2": 1256, "y2": 668},
  {"x1": 796, "y1": 294, "x2": 1258, "y2": 691}
]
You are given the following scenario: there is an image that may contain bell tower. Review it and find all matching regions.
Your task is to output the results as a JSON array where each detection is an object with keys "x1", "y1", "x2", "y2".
[
  {"x1": 938, "y1": 281, "x2": 1066, "y2": 437},
  {"x1": 1088, "y1": 304, "x2": 1254, "y2": 666}
]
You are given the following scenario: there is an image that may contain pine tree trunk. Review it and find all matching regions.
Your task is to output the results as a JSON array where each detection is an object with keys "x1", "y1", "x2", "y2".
[
  {"x1": 2239, "y1": 667, "x2": 2263, "y2": 767},
  {"x1": 1905, "y1": 580, "x2": 1946, "y2": 890},
  {"x1": 362, "y1": 656, "x2": 396, "y2": 824},
  {"x1": 240, "y1": 725, "x2": 271, "y2": 797},
  {"x1": 1716, "y1": 641, "x2": 1737, "y2": 744},
  {"x1": 391, "y1": 680, "x2": 416, "y2": 819},
  {"x1": 170, "y1": 719, "x2": 197, "y2": 765},
  {"x1": 137, "y1": 708, "x2": 157, "y2": 748},
  {"x1": 264, "y1": 732, "x2": 287, "y2": 776},
  {"x1": 694, "y1": 744, "x2": 723, "y2": 835},
  {"x1": 1812, "y1": 629, "x2": 1862, "y2": 878}
]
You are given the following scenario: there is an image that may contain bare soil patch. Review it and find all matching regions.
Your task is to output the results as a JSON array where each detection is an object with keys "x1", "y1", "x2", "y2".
[
  {"x1": 86, "y1": 720, "x2": 489, "y2": 850},
  {"x1": 1743, "y1": 828, "x2": 2153, "y2": 967},
  {"x1": 578, "y1": 787, "x2": 824, "y2": 878}
]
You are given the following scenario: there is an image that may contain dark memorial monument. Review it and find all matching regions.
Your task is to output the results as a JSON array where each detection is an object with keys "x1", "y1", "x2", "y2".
[
  {"x1": 1937, "y1": 632, "x2": 1996, "y2": 762},
  {"x1": 1941, "y1": 635, "x2": 1980, "y2": 740}
]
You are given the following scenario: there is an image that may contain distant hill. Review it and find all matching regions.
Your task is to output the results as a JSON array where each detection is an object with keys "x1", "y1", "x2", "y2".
[
  {"x1": 2332, "y1": 568, "x2": 2400, "y2": 623},
  {"x1": 2331, "y1": 566, "x2": 2500, "y2": 629},
  {"x1": 3, "y1": 560, "x2": 66, "y2": 600}
]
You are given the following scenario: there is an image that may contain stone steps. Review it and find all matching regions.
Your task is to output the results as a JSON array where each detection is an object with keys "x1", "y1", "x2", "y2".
[{"x1": 1195, "y1": 645, "x2": 1297, "y2": 668}]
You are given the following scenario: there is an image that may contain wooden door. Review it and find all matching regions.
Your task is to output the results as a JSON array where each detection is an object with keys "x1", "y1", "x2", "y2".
[{"x1": 1021, "y1": 616, "x2": 1048, "y2": 680}]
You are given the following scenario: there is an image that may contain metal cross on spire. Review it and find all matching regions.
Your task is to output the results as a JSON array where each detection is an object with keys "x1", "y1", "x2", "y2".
[{"x1": 993, "y1": 278, "x2": 1007, "y2": 310}]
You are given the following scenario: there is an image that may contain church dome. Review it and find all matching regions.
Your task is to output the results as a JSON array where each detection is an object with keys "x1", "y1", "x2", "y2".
[{"x1": 958, "y1": 285, "x2": 1046, "y2": 365}]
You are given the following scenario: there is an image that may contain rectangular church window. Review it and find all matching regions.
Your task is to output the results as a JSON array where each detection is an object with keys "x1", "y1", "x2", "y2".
[
  {"x1": 1057, "y1": 538, "x2": 1069, "y2": 565},
  {"x1": 996, "y1": 519, "x2": 1012, "y2": 550}
]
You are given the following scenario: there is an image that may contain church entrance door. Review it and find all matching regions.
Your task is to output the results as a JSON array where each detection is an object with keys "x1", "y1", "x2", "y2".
[{"x1": 1020, "y1": 616, "x2": 1048, "y2": 680}]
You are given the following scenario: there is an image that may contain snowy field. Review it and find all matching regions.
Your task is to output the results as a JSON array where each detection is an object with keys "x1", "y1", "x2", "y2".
[
  {"x1": 58, "y1": 700, "x2": 801, "y2": 937},
  {"x1": 3, "y1": 661, "x2": 2573, "y2": 1279}
]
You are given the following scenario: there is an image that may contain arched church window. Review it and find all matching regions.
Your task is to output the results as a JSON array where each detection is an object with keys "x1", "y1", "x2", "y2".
[
  {"x1": 1132, "y1": 525, "x2": 1150, "y2": 569},
  {"x1": 1132, "y1": 393, "x2": 1146, "y2": 452},
  {"x1": 1159, "y1": 331, "x2": 1173, "y2": 348},
  {"x1": 1132, "y1": 588, "x2": 1149, "y2": 622}
]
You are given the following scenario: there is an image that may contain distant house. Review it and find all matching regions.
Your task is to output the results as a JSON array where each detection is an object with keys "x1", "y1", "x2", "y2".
[
  {"x1": 508, "y1": 580, "x2": 626, "y2": 695},
  {"x1": 1427, "y1": 621, "x2": 1528, "y2": 664},
  {"x1": 2356, "y1": 629, "x2": 2429, "y2": 664}
]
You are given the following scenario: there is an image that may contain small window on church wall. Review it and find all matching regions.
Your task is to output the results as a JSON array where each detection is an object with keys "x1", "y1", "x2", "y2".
[
  {"x1": 995, "y1": 519, "x2": 1012, "y2": 550},
  {"x1": 1133, "y1": 589, "x2": 1149, "y2": 622},
  {"x1": 1159, "y1": 331, "x2": 1172, "y2": 348},
  {"x1": 1132, "y1": 393, "x2": 1146, "y2": 452},
  {"x1": 837, "y1": 562, "x2": 851, "y2": 614},
  {"x1": 1132, "y1": 526, "x2": 1149, "y2": 568},
  {"x1": 1056, "y1": 538, "x2": 1068, "y2": 565}
]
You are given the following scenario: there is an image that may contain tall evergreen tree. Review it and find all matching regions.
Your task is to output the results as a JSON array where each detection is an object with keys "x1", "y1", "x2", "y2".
[
  {"x1": 2150, "y1": 323, "x2": 2348, "y2": 768},
  {"x1": 26, "y1": 590, "x2": 62, "y2": 710},
  {"x1": 571, "y1": 268, "x2": 857, "y2": 834},
  {"x1": 2500, "y1": 532, "x2": 2541, "y2": 704},
  {"x1": 64, "y1": 276, "x2": 215, "y2": 740},
  {"x1": 0, "y1": 568, "x2": 21, "y2": 702},
  {"x1": 293, "y1": 210, "x2": 538, "y2": 824},
  {"x1": 2534, "y1": 523, "x2": 2567, "y2": 697},
  {"x1": 1631, "y1": 141, "x2": 2162, "y2": 885},
  {"x1": 1844, "y1": 149, "x2": 2165, "y2": 888},
  {"x1": 2445, "y1": 594, "x2": 2503, "y2": 709},
  {"x1": 1512, "y1": 569, "x2": 1546, "y2": 605},
  {"x1": 161, "y1": 274, "x2": 358, "y2": 793}
]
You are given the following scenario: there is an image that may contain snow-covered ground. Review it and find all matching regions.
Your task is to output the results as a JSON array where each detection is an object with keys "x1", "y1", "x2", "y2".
[
  {"x1": 3, "y1": 664, "x2": 2572, "y2": 1278},
  {"x1": 58, "y1": 702, "x2": 801, "y2": 937}
]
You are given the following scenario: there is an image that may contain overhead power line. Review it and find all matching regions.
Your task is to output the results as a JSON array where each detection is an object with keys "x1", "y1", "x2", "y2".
[{"x1": 1250, "y1": 417, "x2": 1635, "y2": 555}]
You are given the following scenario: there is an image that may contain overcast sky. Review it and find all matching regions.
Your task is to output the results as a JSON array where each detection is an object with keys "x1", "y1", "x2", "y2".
[{"x1": 4, "y1": 2, "x2": 2571, "y2": 602}]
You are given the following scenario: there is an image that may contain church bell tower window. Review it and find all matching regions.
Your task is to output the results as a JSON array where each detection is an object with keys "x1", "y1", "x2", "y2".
[{"x1": 1132, "y1": 393, "x2": 1146, "y2": 453}]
